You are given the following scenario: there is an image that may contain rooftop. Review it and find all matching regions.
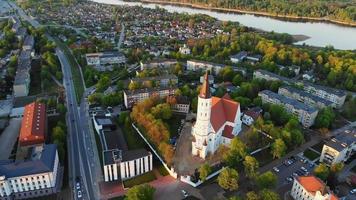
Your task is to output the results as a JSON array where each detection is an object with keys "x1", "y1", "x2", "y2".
[
  {"x1": 297, "y1": 176, "x2": 338, "y2": 200},
  {"x1": 279, "y1": 86, "x2": 333, "y2": 106},
  {"x1": 103, "y1": 149, "x2": 122, "y2": 165},
  {"x1": 121, "y1": 149, "x2": 150, "y2": 162},
  {"x1": 326, "y1": 128, "x2": 356, "y2": 151},
  {"x1": 124, "y1": 86, "x2": 177, "y2": 96}
]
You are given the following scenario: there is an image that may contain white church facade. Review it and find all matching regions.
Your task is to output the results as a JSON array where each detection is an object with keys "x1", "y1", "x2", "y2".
[{"x1": 192, "y1": 72, "x2": 242, "y2": 159}]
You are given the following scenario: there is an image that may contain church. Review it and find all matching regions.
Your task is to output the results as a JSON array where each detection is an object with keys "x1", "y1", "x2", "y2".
[{"x1": 192, "y1": 72, "x2": 242, "y2": 159}]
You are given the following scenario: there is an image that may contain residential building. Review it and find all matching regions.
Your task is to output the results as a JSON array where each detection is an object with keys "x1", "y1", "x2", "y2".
[
  {"x1": 278, "y1": 86, "x2": 333, "y2": 109},
  {"x1": 319, "y1": 128, "x2": 356, "y2": 166},
  {"x1": 242, "y1": 109, "x2": 261, "y2": 126},
  {"x1": 290, "y1": 176, "x2": 338, "y2": 200},
  {"x1": 253, "y1": 69, "x2": 291, "y2": 84},
  {"x1": 179, "y1": 44, "x2": 190, "y2": 55},
  {"x1": 85, "y1": 51, "x2": 126, "y2": 66},
  {"x1": 230, "y1": 51, "x2": 247, "y2": 63},
  {"x1": 277, "y1": 65, "x2": 301, "y2": 76},
  {"x1": 167, "y1": 95, "x2": 190, "y2": 114},
  {"x1": 128, "y1": 75, "x2": 178, "y2": 88},
  {"x1": 19, "y1": 102, "x2": 47, "y2": 147},
  {"x1": 192, "y1": 72, "x2": 242, "y2": 159},
  {"x1": 245, "y1": 54, "x2": 262, "y2": 63},
  {"x1": 22, "y1": 36, "x2": 34, "y2": 51},
  {"x1": 301, "y1": 82, "x2": 346, "y2": 109},
  {"x1": 259, "y1": 90, "x2": 318, "y2": 127},
  {"x1": 0, "y1": 144, "x2": 61, "y2": 199},
  {"x1": 187, "y1": 60, "x2": 225, "y2": 75},
  {"x1": 140, "y1": 59, "x2": 177, "y2": 70},
  {"x1": 13, "y1": 49, "x2": 32, "y2": 97},
  {"x1": 200, "y1": 75, "x2": 214, "y2": 85},
  {"x1": 103, "y1": 149, "x2": 153, "y2": 182},
  {"x1": 123, "y1": 87, "x2": 176, "y2": 108}
]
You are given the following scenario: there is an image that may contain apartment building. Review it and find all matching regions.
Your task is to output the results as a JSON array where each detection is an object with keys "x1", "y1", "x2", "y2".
[
  {"x1": 13, "y1": 49, "x2": 32, "y2": 97},
  {"x1": 278, "y1": 86, "x2": 333, "y2": 109},
  {"x1": 123, "y1": 87, "x2": 176, "y2": 108},
  {"x1": 290, "y1": 176, "x2": 338, "y2": 200},
  {"x1": 22, "y1": 36, "x2": 34, "y2": 51},
  {"x1": 186, "y1": 60, "x2": 225, "y2": 75},
  {"x1": 103, "y1": 149, "x2": 153, "y2": 182},
  {"x1": 259, "y1": 90, "x2": 318, "y2": 127},
  {"x1": 140, "y1": 59, "x2": 177, "y2": 70},
  {"x1": 319, "y1": 128, "x2": 355, "y2": 166},
  {"x1": 179, "y1": 44, "x2": 191, "y2": 55},
  {"x1": 253, "y1": 69, "x2": 292, "y2": 84},
  {"x1": 85, "y1": 51, "x2": 126, "y2": 66},
  {"x1": 167, "y1": 95, "x2": 190, "y2": 114},
  {"x1": 0, "y1": 144, "x2": 60, "y2": 200},
  {"x1": 230, "y1": 51, "x2": 247, "y2": 63},
  {"x1": 128, "y1": 75, "x2": 178, "y2": 88}
]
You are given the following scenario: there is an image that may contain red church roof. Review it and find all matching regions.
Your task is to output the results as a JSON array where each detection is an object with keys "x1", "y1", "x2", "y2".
[
  {"x1": 297, "y1": 176, "x2": 338, "y2": 200},
  {"x1": 222, "y1": 125, "x2": 234, "y2": 139},
  {"x1": 211, "y1": 95, "x2": 239, "y2": 132},
  {"x1": 19, "y1": 102, "x2": 46, "y2": 146}
]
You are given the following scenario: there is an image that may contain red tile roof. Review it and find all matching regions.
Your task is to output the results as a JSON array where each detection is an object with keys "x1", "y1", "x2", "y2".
[
  {"x1": 19, "y1": 102, "x2": 46, "y2": 146},
  {"x1": 222, "y1": 125, "x2": 234, "y2": 139},
  {"x1": 297, "y1": 176, "x2": 338, "y2": 200},
  {"x1": 211, "y1": 95, "x2": 239, "y2": 132}
]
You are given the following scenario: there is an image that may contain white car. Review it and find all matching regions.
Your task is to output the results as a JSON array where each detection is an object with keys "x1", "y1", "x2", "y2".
[
  {"x1": 181, "y1": 190, "x2": 188, "y2": 198},
  {"x1": 301, "y1": 167, "x2": 308, "y2": 172},
  {"x1": 273, "y1": 167, "x2": 279, "y2": 173},
  {"x1": 350, "y1": 188, "x2": 356, "y2": 194},
  {"x1": 77, "y1": 190, "x2": 82, "y2": 198},
  {"x1": 76, "y1": 182, "x2": 80, "y2": 190}
]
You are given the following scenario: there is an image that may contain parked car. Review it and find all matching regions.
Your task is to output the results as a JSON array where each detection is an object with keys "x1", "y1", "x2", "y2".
[
  {"x1": 286, "y1": 176, "x2": 293, "y2": 182},
  {"x1": 77, "y1": 190, "x2": 82, "y2": 198},
  {"x1": 301, "y1": 167, "x2": 308, "y2": 172},
  {"x1": 293, "y1": 172, "x2": 298, "y2": 177},
  {"x1": 273, "y1": 167, "x2": 279, "y2": 173},
  {"x1": 350, "y1": 188, "x2": 356, "y2": 194},
  {"x1": 181, "y1": 190, "x2": 188, "y2": 198}
]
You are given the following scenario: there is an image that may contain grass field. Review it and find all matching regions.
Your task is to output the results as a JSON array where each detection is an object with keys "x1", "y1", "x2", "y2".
[
  {"x1": 303, "y1": 148, "x2": 320, "y2": 161},
  {"x1": 123, "y1": 171, "x2": 156, "y2": 188},
  {"x1": 55, "y1": 38, "x2": 84, "y2": 102}
]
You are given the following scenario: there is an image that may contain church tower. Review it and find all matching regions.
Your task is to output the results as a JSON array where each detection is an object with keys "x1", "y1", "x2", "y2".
[{"x1": 192, "y1": 71, "x2": 212, "y2": 158}]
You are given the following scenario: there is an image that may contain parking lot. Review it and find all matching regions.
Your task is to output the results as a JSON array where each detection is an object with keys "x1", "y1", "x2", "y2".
[{"x1": 273, "y1": 155, "x2": 316, "y2": 189}]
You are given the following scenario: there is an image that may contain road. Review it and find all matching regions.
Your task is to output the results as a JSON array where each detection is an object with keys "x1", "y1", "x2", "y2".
[{"x1": 7, "y1": 1, "x2": 101, "y2": 199}]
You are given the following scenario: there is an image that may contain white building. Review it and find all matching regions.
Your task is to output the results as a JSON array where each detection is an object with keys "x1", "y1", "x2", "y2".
[
  {"x1": 103, "y1": 149, "x2": 153, "y2": 182},
  {"x1": 290, "y1": 176, "x2": 338, "y2": 200},
  {"x1": 123, "y1": 87, "x2": 176, "y2": 108},
  {"x1": 140, "y1": 59, "x2": 177, "y2": 71},
  {"x1": 85, "y1": 51, "x2": 126, "y2": 66},
  {"x1": 319, "y1": 128, "x2": 355, "y2": 166},
  {"x1": 191, "y1": 72, "x2": 242, "y2": 159},
  {"x1": 0, "y1": 144, "x2": 60, "y2": 199},
  {"x1": 187, "y1": 60, "x2": 225, "y2": 75},
  {"x1": 179, "y1": 44, "x2": 191, "y2": 55},
  {"x1": 230, "y1": 51, "x2": 247, "y2": 63}
]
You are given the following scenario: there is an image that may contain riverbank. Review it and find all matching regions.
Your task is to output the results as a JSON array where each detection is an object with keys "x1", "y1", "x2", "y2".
[{"x1": 138, "y1": 0, "x2": 356, "y2": 27}]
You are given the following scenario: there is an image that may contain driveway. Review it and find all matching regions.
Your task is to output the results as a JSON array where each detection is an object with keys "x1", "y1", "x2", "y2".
[{"x1": 0, "y1": 118, "x2": 22, "y2": 160}]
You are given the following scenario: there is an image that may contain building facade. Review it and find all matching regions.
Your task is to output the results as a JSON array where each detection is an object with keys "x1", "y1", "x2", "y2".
[
  {"x1": 187, "y1": 60, "x2": 225, "y2": 75},
  {"x1": 179, "y1": 44, "x2": 191, "y2": 55},
  {"x1": 123, "y1": 87, "x2": 176, "y2": 108},
  {"x1": 86, "y1": 52, "x2": 126, "y2": 66},
  {"x1": 290, "y1": 176, "x2": 338, "y2": 200},
  {"x1": 140, "y1": 59, "x2": 177, "y2": 71},
  {"x1": 167, "y1": 95, "x2": 190, "y2": 114},
  {"x1": 0, "y1": 145, "x2": 60, "y2": 200},
  {"x1": 191, "y1": 73, "x2": 242, "y2": 159},
  {"x1": 129, "y1": 75, "x2": 178, "y2": 88},
  {"x1": 319, "y1": 128, "x2": 355, "y2": 166},
  {"x1": 259, "y1": 90, "x2": 318, "y2": 127}
]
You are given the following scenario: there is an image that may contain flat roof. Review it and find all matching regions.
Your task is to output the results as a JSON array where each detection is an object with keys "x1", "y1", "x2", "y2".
[
  {"x1": 103, "y1": 149, "x2": 121, "y2": 165},
  {"x1": 124, "y1": 87, "x2": 177, "y2": 96},
  {"x1": 122, "y1": 149, "x2": 150, "y2": 162},
  {"x1": 280, "y1": 86, "x2": 333, "y2": 106},
  {"x1": 326, "y1": 128, "x2": 356, "y2": 151}
]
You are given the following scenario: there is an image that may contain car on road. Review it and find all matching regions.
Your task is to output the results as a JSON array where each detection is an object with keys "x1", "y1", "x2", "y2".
[
  {"x1": 350, "y1": 188, "x2": 356, "y2": 194},
  {"x1": 301, "y1": 167, "x2": 308, "y2": 172},
  {"x1": 77, "y1": 190, "x2": 82, "y2": 198},
  {"x1": 292, "y1": 172, "x2": 298, "y2": 177},
  {"x1": 273, "y1": 167, "x2": 279, "y2": 173},
  {"x1": 181, "y1": 190, "x2": 188, "y2": 198},
  {"x1": 76, "y1": 182, "x2": 80, "y2": 190},
  {"x1": 286, "y1": 176, "x2": 293, "y2": 182}
]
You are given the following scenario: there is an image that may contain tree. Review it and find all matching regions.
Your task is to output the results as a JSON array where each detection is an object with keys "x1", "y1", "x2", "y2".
[
  {"x1": 128, "y1": 81, "x2": 140, "y2": 90},
  {"x1": 232, "y1": 74, "x2": 243, "y2": 86},
  {"x1": 271, "y1": 139, "x2": 287, "y2": 159},
  {"x1": 224, "y1": 137, "x2": 247, "y2": 167},
  {"x1": 269, "y1": 104, "x2": 290, "y2": 126},
  {"x1": 314, "y1": 107, "x2": 335, "y2": 129},
  {"x1": 125, "y1": 184, "x2": 155, "y2": 200},
  {"x1": 259, "y1": 189, "x2": 280, "y2": 200},
  {"x1": 256, "y1": 171, "x2": 277, "y2": 189},
  {"x1": 56, "y1": 103, "x2": 67, "y2": 115},
  {"x1": 199, "y1": 163, "x2": 212, "y2": 181},
  {"x1": 217, "y1": 167, "x2": 239, "y2": 191},
  {"x1": 243, "y1": 156, "x2": 259, "y2": 178},
  {"x1": 314, "y1": 163, "x2": 330, "y2": 181},
  {"x1": 96, "y1": 75, "x2": 110, "y2": 92},
  {"x1": 52, "y1": 126, "x2": 66, "y2": 141},
  {"x1": 246, "y1": 191, "x2": 260, "y2": 200}
]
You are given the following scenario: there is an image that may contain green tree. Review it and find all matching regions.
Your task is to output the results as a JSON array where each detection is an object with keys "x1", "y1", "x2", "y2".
[
  {"x1": 125, "y1": 184, "x2": 155, "y2": 200},
  {"x1": 314, "y1": 107, "x2": 335, "y2": 129},
  {"x1": 217, "y1": 167, "x2": 239, "y2": 191},
  {"x1": 271, "y1": 139, "x2": 287, "y2": 159},
  {"x1": 314, "y1": 163, "x2": 330, "y2": 181},
  {"x1": 56, "y1": 103, "x2": 67, "y2": 115},
  {"x1": 256, "y1": 171, "x2": 277, "y2": 189},
  {"x1": 128, "y1": 81, "x2": 140, "y2": 90},
  {"x1": 199, "y1": 163, "x2": 212, "y2": 181},
  {"x1": 224, "y1": 137, "x2": 247, "y2": 167},
  {"x1": 232, "y1": 74, "x2": 243, "y2": 86},
  {"x1": 259, "y1": 189, "x2": 280, "y2": 200},
  {"x1": 246, "y1": 191, "x2": 260, "y2": 200},
  {"x1": 269, "y1": 104, "x2": 290, "y2": 126},
  {"x1": 243, "y1": 156, "x2": 259, "y2": 178},
  {"x1": 96, "y1": 75, "x2": 110, "y2": 92}
]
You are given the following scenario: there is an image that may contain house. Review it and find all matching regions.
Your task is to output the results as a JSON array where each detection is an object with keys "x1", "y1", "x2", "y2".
[
  {"x1": 302, "y1": 73, "x2": 315, "y2": 82},
  {"x1": 167, "y1": 95, "x2": 190, "y2": 114},
  {"x1": 191, "y1": 72, "x2": 242, "y2": 159},
  {"x1": 0, "y1": 144, "x2": 61, "y2": 199},
  {"x1": 140, "y1": 59, "x2": 177, "y2": 71},
  {"x1": 290, "y1": 176, "x2": 338, "y2": 200},
  {"x1": 259, "y1": 90, "x2": 318, "y2": 127},
  {"x1": 187, "y1": 60, "x2": 225, "y2": 75},
  {"x1": 179, "y1": 44, "x2": 190, "y2": 55},
  {"x1": 230, "y1": 51, "x2": 247, "y2": 63},
  {"x1": 123, "y1": 87, "x2": 177, "y2": 108},
  {"x1": 85, "y1": 51, "x2": 126, "y2": 66},
  {"x1": 319, "y1": 128, "x2": 355, "y2": 166},
  {"x1": 242, "y1": 110, "x2": 261, "y2": 126},
  {"x1": 19, "y1": 102, "x2": 47, "y2": 147}
]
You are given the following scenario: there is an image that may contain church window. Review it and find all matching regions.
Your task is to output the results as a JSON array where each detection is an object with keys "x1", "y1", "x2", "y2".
[
  {"x1": 206, "y1": 103, "x2": 208, "y2": 106},
  {"x1": 205, "y1": 113, "x2": 207, "y2": 117}
]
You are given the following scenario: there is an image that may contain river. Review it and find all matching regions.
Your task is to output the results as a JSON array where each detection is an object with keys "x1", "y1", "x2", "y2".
[{"x1": 93, "y1": 0, "x2": 356, "y2": 50}]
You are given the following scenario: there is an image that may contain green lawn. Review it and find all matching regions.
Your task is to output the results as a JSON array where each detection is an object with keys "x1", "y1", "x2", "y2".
[
  {"x1": 123, "y1": 171, "x2": 156, "y2": 188},
  {"x1": 54, "y1": 38, "x2": 84, "y2": 102},
  {"x1": 303, "y1": 149, "x2": 320, "y2": 161}
]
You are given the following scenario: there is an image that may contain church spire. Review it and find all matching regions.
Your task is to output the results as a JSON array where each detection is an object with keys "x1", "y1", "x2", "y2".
[{"x1": 199, "y1": 71, "x2": 211, "y2": 99}]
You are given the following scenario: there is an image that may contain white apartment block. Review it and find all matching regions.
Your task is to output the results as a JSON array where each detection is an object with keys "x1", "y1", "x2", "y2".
[
  {"x1": 319, "y1": 128, "x2": 355, "y2": 166},
  {"x1": 103, "y1": 149, "x2": 153, "y2": 182},
  {"x1": 291, "y1": 176, "x2": 338, "y2": 200},
  {"x1": 86, "y1": 51, "x2": 126, "y2": 66},
  {"x1": 124, "y1": 87, "x2": 176, "y2": 108},
  {"x1": 179, "y1": 44, "x2": 191, "y2": 55},
  {"x1": 259, "y1": 90, "x2": 318, "y2": 127},
  {"x1": 0, "y1": 145, "x2": 60, "y2": 199},
  {"x1": 187, "y1": 60, "x2": 224, "y2": 75},
  {"x1": 140, "y1": 59, "x2": 177, "y2": 71}
]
